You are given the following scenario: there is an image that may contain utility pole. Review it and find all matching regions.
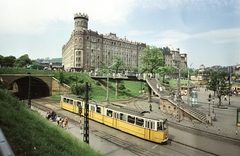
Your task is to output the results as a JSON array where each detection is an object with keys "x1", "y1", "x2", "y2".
[
  {"x1": 229, "y1": 66, "x2": 231, "y2": 105},
  {"x1": 106, "y1": 56, "x2": 109, "y2": 104},
  {"x1": 83, "y1": 82, "x2": 89, "y2": 144},
  {"x1": 27, "y1": 73, "x2": 31, "y2": 108},
  {"x1": 187, "y1": 63, "x2": 193, "y2": 106},
  {"x1": 106, "y1": 68, "x2": 109, "y2": 103},
  {"x1": 173, "y1": 66, "x2": 181, "y2": 122}
]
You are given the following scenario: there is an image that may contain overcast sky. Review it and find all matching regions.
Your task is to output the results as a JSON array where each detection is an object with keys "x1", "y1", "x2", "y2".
[{"x1": 0, "y1": 0, "x2": 239, "y2": 69}]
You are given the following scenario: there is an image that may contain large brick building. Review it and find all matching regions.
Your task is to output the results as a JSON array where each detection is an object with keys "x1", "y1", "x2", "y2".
[{"x1": 62, "y1": 13, "x2": 146, "y2": 72}]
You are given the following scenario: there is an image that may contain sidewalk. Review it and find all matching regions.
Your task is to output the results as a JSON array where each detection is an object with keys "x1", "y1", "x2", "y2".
[
  {"x1": 143, "y1": 87, "x2": 240, "y2": 139},
  {"x1": 133, "y1": 89, "x2": 240, "y2": 155}
]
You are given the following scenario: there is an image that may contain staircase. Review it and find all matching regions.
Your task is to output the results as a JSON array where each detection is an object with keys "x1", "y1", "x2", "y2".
[{"x1": 146, "y1": 77, "x2": 208, "y2": 124}]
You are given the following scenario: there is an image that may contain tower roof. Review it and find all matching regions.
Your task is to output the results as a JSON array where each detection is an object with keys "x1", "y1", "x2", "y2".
[{"x1": 74, "y1": 12, "x2": 89, "y2": 20}]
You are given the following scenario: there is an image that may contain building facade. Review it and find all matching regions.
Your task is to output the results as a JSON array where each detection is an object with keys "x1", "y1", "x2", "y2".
[
  {"x1": 62, "y1": 13, "x2": 146, "y2": 72},
  {"x1": 160, "y1": 45, "x2": 187, "y2": 70}
]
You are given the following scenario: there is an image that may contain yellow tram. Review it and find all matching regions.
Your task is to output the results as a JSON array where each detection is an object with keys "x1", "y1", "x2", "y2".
[{"x1": 60, "y1": 94, "x2": 168, "y2": 143}]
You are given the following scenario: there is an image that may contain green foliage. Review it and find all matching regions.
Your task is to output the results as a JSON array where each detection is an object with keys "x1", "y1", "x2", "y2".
[
  {"x1": 0, "y1": 89, "x2": 103, "y2": 156},
  {"x1": 1, "y1": 55, "x2": 16, "y2": 67},
  {"x1": 118, "y1": 82, "x2": 126, "y2": 90},
  {"x1": 140, "y1": 45, "x2": 164, "y2": 73},
  {"x1": 14, "y1": 54, "x2": 32, "y2": 68},
  {"x1": 72, "y1": 83, "x2": 86, "y2": 95},
  {"x1": 58, "y1": 71, "x2": 65, "y2": 83},
  {"x1": 207, "y1": 70, "x2": 231, "y2": 105},
  {"x1": 156, "y1": 66, "x2": 172, "y2": 83},
  {"x1": 0, "y1": 67, "x2": 178, "y2": 101},
  {"x1": 111, "y1": 54, "x2": 126, "y2": 72},
  {"x1": 0, "y1": 55, "x2": 3, "y2": 66}
]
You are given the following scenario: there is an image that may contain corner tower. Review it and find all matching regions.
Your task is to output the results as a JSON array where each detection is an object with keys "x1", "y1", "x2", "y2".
[{"x1": 74, "y1": 12, "x2": 89, "y2": 31}]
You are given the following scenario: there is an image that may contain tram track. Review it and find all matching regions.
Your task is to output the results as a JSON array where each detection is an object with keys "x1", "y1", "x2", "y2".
[
  {"x1": 28, "y1": 98, "x2": 217, "y2": 156},
  {"x1": 29, "y1": 99, "x2": 162, "y2": 156}
]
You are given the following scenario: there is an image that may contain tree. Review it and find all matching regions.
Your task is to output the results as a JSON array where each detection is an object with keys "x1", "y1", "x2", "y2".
[
  {"x1": 181, "y1": 69, "x2": 188, "y2": 78},
  {"x1": 14, "y1": 54, "x2": 32, "y2": 68},
  {"x1": 140, "y1": 45, "x2": 164, "y2": 73},
  {"x1": 98, "y1": 62, "x2": 108, "y2": 75},
  {"x1": 207, "y1": 70, "x2": 230, "y2": 105},
  {"x1": 156, "y1": 66, "x2": 172, "y2": 83},
  {"x1": 2, "y1": 56, "x2": 16, "y2": 67},
  {"x1": 110, "y1": 54, "x2": 126, "y2": 73},
  {"x1": 0, "y1": 55, "x2": 3, "y2": 67}
]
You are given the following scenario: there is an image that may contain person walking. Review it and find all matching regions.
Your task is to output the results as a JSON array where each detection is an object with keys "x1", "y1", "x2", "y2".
[
  {"x1": 64, "y1": 117, "x2": 69, "y2": 129},
  {"x1": 149, "y1": 103, "x2": 152, "y2": 111}
]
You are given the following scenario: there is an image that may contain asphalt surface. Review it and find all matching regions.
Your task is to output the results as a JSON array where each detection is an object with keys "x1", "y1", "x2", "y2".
[{"x1": 30, "y1": 87, "x2": 240, "y2": 156}]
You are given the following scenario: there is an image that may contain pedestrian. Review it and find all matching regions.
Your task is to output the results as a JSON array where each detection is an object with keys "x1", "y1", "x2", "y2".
[
  {"x1": 149, "y1": 103, "x2": 152, "y2": 111},
  {"x1": 224, "y1": 95, "x2": 227, "y2": 101},
  {"x1": 46, "y1": 111, "x2": 51, "y2": 120},
  {"x1": 59, "y1": 117, "x2": 63, "y2": 128},
  {"x1": 56, "y1": 116, "x2": 61, "y2": 126},
  {"x1": 64, "y1": 117, "x2": 69, "y2": 129}
]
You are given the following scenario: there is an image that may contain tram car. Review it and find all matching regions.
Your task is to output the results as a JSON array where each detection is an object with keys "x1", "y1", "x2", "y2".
[{"x1": 60, "y1": 94, "x2": 168, "y2": 143}]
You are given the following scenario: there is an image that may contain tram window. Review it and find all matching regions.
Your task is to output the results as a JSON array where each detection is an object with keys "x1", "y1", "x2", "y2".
[
  {"x1": 127, "y1": 115, "x2": 135, "y2": 124},
  {"x1": 136, "y1": 118, "x2": 144, "y2": 126},
  {"x1": 73, "y1": 101, "x2": 77, "y2": 105},
  {"x1": 114, "y1": 112, "x2": 119, "y2": 119},
  {"x1": 107, "y1": 110, "x2": 113, "y2": 117},
  {"x1": 96, "y1": 107, "x2": 101, "y2": 114},
  {"x1": 150, "y1": 121, "x2": 152, "y2": 129},
  {"x1": 69, "y1": 100, "x2": 73, "y2": 104},
  {"x1": 145, "y1": 121, "x2": 155, "y2": 129},
  {"x1": 120, "y1": 113, "x2": 126, "y2": 121},
  {"x1": 152, "y1": 121, "x2": 156, "y2": 130},
  {"x1": 77, "y1": 102, "x2": 81, "y2": 106},
  {"x1": 157, "y1": 122, "x2": 163, "y2": 131},
  {"x1": 63, "y1": 98, "x2": 67, "y2": 102},
  {"x1": 91, "y1": 106, "x2": 95, "y2": 112}
]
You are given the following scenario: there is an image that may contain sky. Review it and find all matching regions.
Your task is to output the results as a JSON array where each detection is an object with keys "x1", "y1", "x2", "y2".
[{"x1": 0, "y1": 0, "x2": 239, "y2": 69}]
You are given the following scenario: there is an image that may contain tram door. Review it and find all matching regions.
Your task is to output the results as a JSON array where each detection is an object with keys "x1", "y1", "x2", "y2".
[{"x1": 191, "y1": 91, "x2": 198, "y2": 106}]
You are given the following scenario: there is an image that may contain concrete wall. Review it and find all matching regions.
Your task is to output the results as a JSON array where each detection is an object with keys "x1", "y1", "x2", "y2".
[
  {"x1": 51, "y1": 77, "x2": 71, "y2": 95},
  {"x1": 160, "y1": 97, "x2": 199, "y2": 122}
]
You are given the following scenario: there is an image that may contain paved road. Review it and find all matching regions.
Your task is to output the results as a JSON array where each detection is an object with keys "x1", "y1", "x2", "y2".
[
  {"x1": 30, "y1": 87, "x2": 240, "y2": 156},
  {"x1": 138, "y1": 87, "x2": 240, "y2": 156},
  {"x1": 32, "y1": 102, "x2": 215, "y2": 156}
]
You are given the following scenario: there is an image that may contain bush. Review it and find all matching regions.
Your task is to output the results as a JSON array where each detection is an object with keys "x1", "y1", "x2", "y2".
[{"x1": 118, "y1": 83, "x2": 126, "y2": 90}]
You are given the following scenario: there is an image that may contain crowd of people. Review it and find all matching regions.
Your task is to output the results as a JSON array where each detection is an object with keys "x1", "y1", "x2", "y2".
[{"x1": 46, "y1": 111, "x2": 68, "y2": 129}]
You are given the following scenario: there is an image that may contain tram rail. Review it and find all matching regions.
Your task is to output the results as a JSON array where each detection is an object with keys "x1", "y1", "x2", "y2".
[{"x1": 27, "y1": 98, "x2": 218, "y2": 156}]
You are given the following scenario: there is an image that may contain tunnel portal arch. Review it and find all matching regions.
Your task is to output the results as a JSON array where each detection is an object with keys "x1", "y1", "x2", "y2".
[{"x1": 11, "y1": 76, "x2": 50, "y2": 99}]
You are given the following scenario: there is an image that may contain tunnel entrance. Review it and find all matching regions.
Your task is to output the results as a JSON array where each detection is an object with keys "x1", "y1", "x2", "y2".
[{"x1": 11, "y1": 76, "x2": 50, "y2": 99}]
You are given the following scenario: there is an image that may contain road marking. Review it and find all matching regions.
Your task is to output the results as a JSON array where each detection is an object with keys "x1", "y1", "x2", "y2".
[{"x1": 152, "y1": 145, "x2": 158, "y2": 149}]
